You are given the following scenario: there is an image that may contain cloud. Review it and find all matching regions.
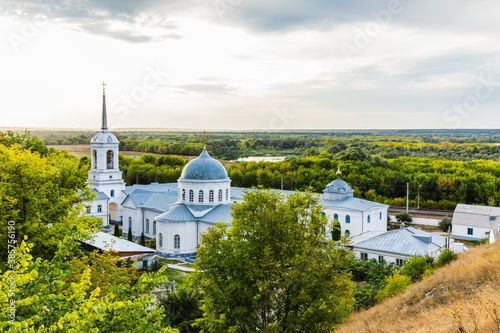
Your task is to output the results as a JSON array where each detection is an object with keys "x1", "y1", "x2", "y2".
[
  {"x1": 172, "y1": 82, "x2": 237, "y2": 95},
  {"x1": 0, "y1": 0, "x2": 182, "y2": 43}
]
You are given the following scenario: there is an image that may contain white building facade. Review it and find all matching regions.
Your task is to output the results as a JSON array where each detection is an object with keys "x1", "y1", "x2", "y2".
[
  {"x1": 452, "y1": 204, "x2": 500, "y2": 241},
  {"x1": 86, "y1": 86, "x2": 126, "y2": 226},
  {"x1": 86, "y1": 89, "x2": 389, "y2": 257}
]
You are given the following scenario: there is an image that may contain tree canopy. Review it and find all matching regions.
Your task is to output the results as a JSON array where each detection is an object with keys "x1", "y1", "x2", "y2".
[
  {"x1": 0, "y1": 143, "x2": 100, "y2": 267},
  {"x1": 193, "y1": 190, "x2": 354, "y2": 333}
]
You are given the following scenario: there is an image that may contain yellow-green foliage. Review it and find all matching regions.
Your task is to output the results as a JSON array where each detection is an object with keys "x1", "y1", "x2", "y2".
[
  {"x1": 0, "y1": 239, "x2": 178, "y2": 332},
  {"x1": 376, "y1": 270, "x2": 411, "y2": 300}
]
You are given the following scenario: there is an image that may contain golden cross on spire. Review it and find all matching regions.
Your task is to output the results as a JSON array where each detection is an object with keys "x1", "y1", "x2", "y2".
[
  {"x1": 201, "y1": 130, "x2": 209, "y2": 149},
  {"x1": 101, "y1": 81, "x2": 107, "y2": 96}
]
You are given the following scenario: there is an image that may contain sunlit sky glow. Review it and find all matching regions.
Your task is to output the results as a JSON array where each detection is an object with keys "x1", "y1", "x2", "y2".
[{"x1": 1, "y1": 0, "x2": 499, "y2": 131}]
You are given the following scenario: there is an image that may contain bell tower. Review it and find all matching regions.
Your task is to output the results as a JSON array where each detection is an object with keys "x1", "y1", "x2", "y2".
[{"x1": 88, "y1": 83, "x2": 126, "y2": 224}]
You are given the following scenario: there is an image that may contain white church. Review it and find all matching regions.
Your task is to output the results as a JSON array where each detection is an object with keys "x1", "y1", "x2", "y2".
[{"x1": 86, "y1": 88, "x2": 389, "y2": 258}]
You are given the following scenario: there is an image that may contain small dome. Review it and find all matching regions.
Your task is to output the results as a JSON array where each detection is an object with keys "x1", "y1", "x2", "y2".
[
  {"x1": 91, "y1": 130, "x2": 119, "y2": 143},
  {"x1": 324, "y1": 177, "x2": 353, "y2": 194},
  {"x1": 180, "y1": 149, "x2": 228, "y2": 180}
]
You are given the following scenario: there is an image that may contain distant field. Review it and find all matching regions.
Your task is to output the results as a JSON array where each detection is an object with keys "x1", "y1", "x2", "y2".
[
  {"x1": 47, "y1": 145, "x2": 229, "y2": 164},
  {"x1": 49, "y1": 145, "x2": 169, "y2": 159}
]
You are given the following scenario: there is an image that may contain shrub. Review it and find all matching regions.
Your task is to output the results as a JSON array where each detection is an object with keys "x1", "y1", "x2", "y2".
[
  {"x1": 396, "y1": 212, "x2": 412, "y2": 223},
  {"x1": 400, "y1": 255, "x2": 434, "y2": 282},
  {"x1": 439, "y1": 217, "x2": 452, "y2": 232},
  {"x1": 376, "y1": 270, "x2": 411, "y2": 300},
  {"x1": 435, "y1": 249, "x2": 458, "y2": 268}
]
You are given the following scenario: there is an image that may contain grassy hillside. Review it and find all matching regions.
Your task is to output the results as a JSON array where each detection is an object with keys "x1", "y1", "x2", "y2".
[{"x1": 337, "y1": 241, "x2": 500, "y2": 333}]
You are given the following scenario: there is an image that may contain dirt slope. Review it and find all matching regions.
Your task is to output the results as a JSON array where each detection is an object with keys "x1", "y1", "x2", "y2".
[{"x1": 337, "y1": 241, "x2": 500, "y2": 333}]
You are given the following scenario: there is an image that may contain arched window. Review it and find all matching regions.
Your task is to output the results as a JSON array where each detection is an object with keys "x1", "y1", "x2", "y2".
[
  {"x1": 199, "y1": 190, "x2": 204, "y2": 203},
  {"x1": 153, "y1": 221, "x2": 156, "y2": 235},
  {"x1": 218, "y1": 189, "x2": 223, "y2": 202},
  {"x1": 92, "y1": 150, "x2": 97, "y2": 169},
  {"x1": 334, "y1": 213, "x2": 339, "y2": 220},
  {"x1": 106, "y1": 150, "x2": 114, "y2": 169},
  {"x1": 145, "y1": 219, "x2": 150, "y2": 234},
  {"x1": 209, "y1": 190, "x2": 214, "y2": 202},
  {"x1": 128, "y1": 216, "x2": 132, "y2": 229},
  {"x1": 345, "y1": 229, "x2": 350, "y2": 236},
  {"x1": 346, "y1": 215, "x2": 351, "y2": 223},
  {"x1": 189, "y1": 190, "x2": 194, "y2": 202},
  {"x1": 182, "y1": 189, "x2": 186, "y2": 201},
  {"x1": 174, "y1": 235, "x2": 180, "y2": 249},
  {"x1": 110, "y1": 190, "x2": 115, "y2": 197},
  {"x1": 226, "y1": 189, "x2": 229, "y2": 200},
  {"x1": 159, "y1": 233, "x2": 163, "y2": 248}
]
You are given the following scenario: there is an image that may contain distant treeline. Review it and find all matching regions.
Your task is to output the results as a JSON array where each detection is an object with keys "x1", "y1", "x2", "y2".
[
  {"x1": 39, "y1": 130, "x2": 500, "y2": 161},
  {"x1": 227, "y1": 155, "x2": 500, "y2": 210},
  {"x1": 89, "y1": 150, "x2": 500, "y2": 210}
]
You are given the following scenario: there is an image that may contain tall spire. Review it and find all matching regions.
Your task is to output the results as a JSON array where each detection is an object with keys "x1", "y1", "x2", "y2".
[{"x1": 101, "y1": 82, "x2": 108, "y2": 132}]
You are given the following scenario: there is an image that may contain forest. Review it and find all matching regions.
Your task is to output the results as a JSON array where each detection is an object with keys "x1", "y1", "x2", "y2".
[
  {"x1": 37, "y1": 128, "x2": 500, "y2": 161},
  {"x1": 42, "y1": 127, "x2": 498, "y2": 210}
]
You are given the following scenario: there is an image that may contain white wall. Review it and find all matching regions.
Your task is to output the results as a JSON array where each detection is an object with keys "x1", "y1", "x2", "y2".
[{"x1": 452, "y1": 224, "x2": 490, "y2": 240}]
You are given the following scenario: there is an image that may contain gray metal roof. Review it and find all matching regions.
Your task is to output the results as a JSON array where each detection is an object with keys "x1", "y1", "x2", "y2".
[
  {"x1": 321, "y1": 197, "x2": 387, "y2": 212},
  {"x1": 351, "y1": 227, "x2": 445, "y2": 257},
  {"x1": 200, "y1": 204, "x2": 232, "y2": 224},
  {"x1": 86, "y1": 232, "x2": 154, "y2": 253},
  {"x1": 157, "y1": 204, "x2": 194, "y2": 222},
  {"x1": 124, "y1": 188, "x2": 178, "y2": 212},
  {"x1": 453, "y1": 204, "x2": 500, "y2": 228},
  {"x1": 124, "y1": 183, "x2": 177, "y2": 195},
  {"x1": 92, "y1": 189, "x2": 109, "y2": 200},
  {"x1": 157, "y1": 203, "x2": 232, "y2": 224},
  {"x1": 179, "y1": 149, "x2": 229, "y2": 180}
]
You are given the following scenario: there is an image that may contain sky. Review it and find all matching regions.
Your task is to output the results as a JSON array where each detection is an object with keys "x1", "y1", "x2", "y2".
[{"x1": 1, "y1": 0, "x2": 500, "y2": 131}]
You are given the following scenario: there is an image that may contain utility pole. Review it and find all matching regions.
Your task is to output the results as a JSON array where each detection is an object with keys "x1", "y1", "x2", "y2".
[
  {"x1": 281, "y1": 177, "x2": 284, "y2": 191},
  {"x1": 406, "y1": 183, "x2": 409, "y2": 213},
  {"x1": 417, "y1": 182, "x2": 422, "y2": 210}
]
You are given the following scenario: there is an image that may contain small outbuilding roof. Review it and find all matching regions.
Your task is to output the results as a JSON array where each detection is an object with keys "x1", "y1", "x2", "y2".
[
  {"x1": 83, "y1": 232, "x2": 155, "y2": 257},
  {"x1": 351, "y1": 226, "x2": 447, "y2": 257}
]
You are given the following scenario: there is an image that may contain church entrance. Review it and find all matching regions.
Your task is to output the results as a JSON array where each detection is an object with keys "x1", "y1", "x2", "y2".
[{"x1": 109, "y1": 202, "x2": 121, "y2": 225}]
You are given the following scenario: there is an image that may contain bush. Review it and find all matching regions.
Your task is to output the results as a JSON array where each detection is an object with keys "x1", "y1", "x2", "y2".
[
  {"x1": 439, "y1": 217, "x2": 452, "y2": 232},
  {"x1": 146, "y1": 237, "x2": 156, "y2": 249},
  {"x1": 400, "y1": 255, "x2": 434, "y2": 282},
  {"x1": 376, "y1": 270, "x2": 411, "y2": 300},
  {"x1": 396, "y1": 212, "x2": 412, "y2": 223},
  {"x1": 435, "y1": 249, "x2": 458, "y2": 268}
]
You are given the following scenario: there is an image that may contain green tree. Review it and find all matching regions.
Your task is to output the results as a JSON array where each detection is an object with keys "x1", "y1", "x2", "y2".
[
  {"x1": 439, "y1": 217, "x2": 452, "y2": 232},
  {"x1": 331, "y1": 218, "x2": 341, "y2": 241},
  {"x1": 114, "y1": 223, "x2": 122, "y2": 237},
  {"x1": 140, "y1": 232, "x2": 146, "y2": 246},
  {"x1": 193, "y1": 190, "x2": 354, "y2": 333},
  {"x1": 62, "y1": 250, "x2": 138, "y2": 297},
  {"x1": 128, "y1": 226, "x2": 133, "y2": 241},
  {"x1": 0, "y1": 144, "x2": 100, "y2": 267},
  {"x1": 349, "y1": 258, "x2": 396, "y2": 309},
  {"x1": 158, "y1": 284, "x2": 202, "y2": 332},
  {"x1": 0, "y1": 239, "x2": 178, "y2": 332}
]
